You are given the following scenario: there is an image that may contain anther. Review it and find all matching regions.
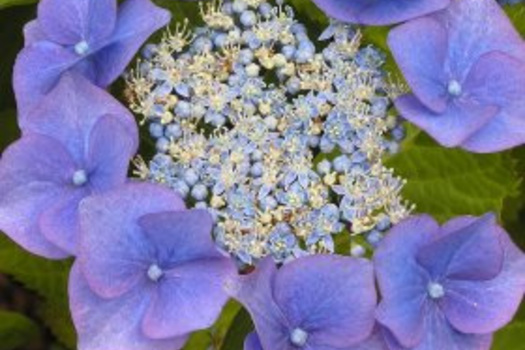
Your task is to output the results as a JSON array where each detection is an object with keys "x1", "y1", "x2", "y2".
[
  {"x1": 72, "y1": 170, "x2": 88, "y2": 187},
  {"x1": 427, "y1": 282, "x2": 445, "y2": 300},
  {"x1": 147, "y1": 264, "x2": 164, "y2": 282},
  {"x1": 290, "y1": 328, "x2": 308, "y2": 347},
  {"x1": 74, "y1": 40, "x2": 90, "y2": 56},
  {"x1": 447, "y1": 80, "x2": 462, "y2": 97}
]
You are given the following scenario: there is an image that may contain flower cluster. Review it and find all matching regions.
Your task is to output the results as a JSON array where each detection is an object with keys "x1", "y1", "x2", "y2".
[
  {"x1": 127, "y1": 0, "x2": 412, "y2": 265},
  {"x1": 0, "y1": 0, "x2": 523, "y2": 349}
]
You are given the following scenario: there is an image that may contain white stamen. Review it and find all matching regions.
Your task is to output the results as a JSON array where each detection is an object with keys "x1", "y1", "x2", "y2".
[
  {"x1": 427, "y1": 282, "x2": 445, "y2": 300},
  {"x1": 74, "y1": 40, "x2": 90, "y2": 56},
  {"x1": 447, "y1": 80, "x2": 462, "y2": 97},
  {"x1": 72, "y1": 169, "x2": 88, "y2": 186},
  {"x1": 147, "y1": 264, "x2": 164, "y2": 282},
  {"x1": 290, "y1": 328, "x2": 308, "y2": 347}
]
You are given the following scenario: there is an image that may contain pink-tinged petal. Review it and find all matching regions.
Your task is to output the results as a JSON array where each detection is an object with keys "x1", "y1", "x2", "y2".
[
  {"x1": 374, "y1": 215, "x2": 439, "y2": 348},
  {"x1": 416, "y1": 214, "x2": 504, "y2": 281},
  {"x1": 0, "y1": 182, "x2": 68, "y2": 259},
  {"x1": 90, "y1": 0, "x2": 170, "y2": 87},
  {"x1": 138, "y1": 210, "x2": 222, "y2": 267},
  {"x1": 13, "y1": 42, "x2": 79, "y2": 121},
  {"x1": 142, "y1": 258, "x2": 235, "y2": 339},
  {"x1": 23, "y1": 73, "x2": 137, "y2": 165},
  {"x1": 228, "y1": 258, "x2": 290, "y2": 350},
  {"x1": 379, "y1": 326, "x2": 407, "y2": 350},
  {"x1": 348, "y1": 325, "x2": 389, "y2": 350},
  {"x1": 69, "y1": 263, "x2": 187, "y2": 350},
  {"x1": 39, "y1": 188, "x2": 89, "y2": 255},
  {"x1": 244, "y1": 332, "x2": 263, "y2": 350},
  {"x1": 312, "y1": 0, "x2": 450, "y2": 26},
  {"x1": 274, "y1": 255, "x2": 376, "y2": 348},
  {"x1": 412, "y1": 308, "x2": 492, "y2": 350},
  {"x1": 460, "y1": 52, "x2": 525, "y2": 153},
  {"x1": 37, "y1": 0, "x2": 116, "y2": 46},
  {"x1": 441, "y1": 226, "x2": 525, "y2": 334},
  {"x1": 388, "y1": 17, "x2": 448, "y2": 113},
  {"x1": 440, "y1": 0, "x2": 525, "y2": 78},
  {"x1": 0, "y1": 135, "x2": 75, "y2": 259},
  {"x1": 23, "y1": 20, "x2": 46, "y2": 46},
  {"x1": 395, "y1": 94, "x2": 498, "y2": 148},
  {"x1": 79, "y1": 183, "x2": 185, "y2": 299},
  {"x1": 87, "y1": 115, "x2": 138, "y2": 192}
]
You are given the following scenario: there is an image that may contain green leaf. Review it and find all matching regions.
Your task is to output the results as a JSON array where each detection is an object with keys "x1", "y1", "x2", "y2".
[
  {"x1": 220, "y1": 307, "x2": 254, "y2": 350},
  {"x1": 505, "y1": 4, "x2": 525, "y2": 38},
  {"x1": 502, "y1": 146, "x2": 525, "y2": 251},
  {"x1": 0, "y1": 310, "x2": 40, "y2": 350},
  {"x1": 0, "y1": 5, "x2": 35, "y2": 109},
  {"x1": 288, "y1": 0, "x2": 329, "y2": 38},
  {"x1": 386, "y1": 126, "x2": 521, "y2": 223},
  {"x1": 492, "y1": 321, "x2": 525, "y2": 350},
  {"x1": 0, "y1": 0, "x2": 36, "y2": 10},
  {"x1": 153, "y1": 0, "x2": 201, "y2": 26},
  {"x1": 0, "y1": 234, "x2": 76, "y2": 349},
  {"x1": 0, "y1": 110, "x2": 20, "y2": 152},
  {"x1": 183, "y1": 300, "x2": 242, "y2": 350}
]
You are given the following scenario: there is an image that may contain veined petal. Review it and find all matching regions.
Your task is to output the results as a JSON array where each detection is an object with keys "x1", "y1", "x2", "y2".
[
  {"x1": 347, "y1": 325, "x2": 390, "y2": 350},
  {"x1": 23, "y1": 20, "x2": 46, "y2": 46},
  {"x1": 274, "y1": 255, "x2": 376, "y2": 348},
  {"x1": 461, "y1": 51, "x2": 525, "y2": 153},
  {"x1": 388, "y1": 17, "x2": 448, "y2": 113},
  {"x1": 228, "y1": 258, "x2": 290, "y2": 350},
  {"x1": 13, "y1": 42, "x2": 80, "y2": 121},
  {"x1": 395, "y1": 94, "x2": 498, "y2": 148},
  {"x1": 138, "y1": 210, "x2": 222, "y2": 266},
  {"x1": 142, "y1": 258, "x2": 235, "y2": 339},
  {"x1": 441, "y1": 225, "x2": 525, "y2": 334},
  {"x1": 87, "y1": 115, "x2": 138, "y2": 192},
  {"x1": 37, "y1": 0, "x2": 116, "y2": 46},
  {"x1": 411, "y1": 308, "x2": 492, "y2": 350},
  {"x1": 40, "y1": 188, "x2": 89, "y2": 255},
  {"x1": 0, "y1": 134, "x2": 75, "y2": 259},
  {"x1": 440, "y1": 0, "x2": 525, "y2": 78},
  {"x1": 311, "y1": 0, "x2": 450, "y2": 26},
  {"x1": 23, "y1": 73, "x2": 137, "y2": 165},
  {"x1": 374, "y1": 215, "x2": 439, "y2": 348},
  {"x1": 79, "y1": 183, "x2": 185, "y2": 299},
  {"x1": 416, "y1": 214, "x2": 504, "y2": 281},
  {"x1": 69, "y1": 263, "x2": 187, "y2": 350},
  {"x1": 90, "y1": 0, "x2": 171, "y2": 87}
]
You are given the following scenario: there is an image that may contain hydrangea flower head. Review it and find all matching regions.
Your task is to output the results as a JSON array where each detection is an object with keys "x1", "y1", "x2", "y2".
[
  {"x1": 127, "y1": 0, "x2": 412, "y2": 265},
  {"x1": 70, "y1": 183, "x2": 236, "y2": 350},
  {"x1": 389, "y1": 0, "x2": 525, "y2": 152},
  {"x1": 14, "y1": 0, "x2": 170, "y2": 122},
  {"x1": 0, "y1": 73, "x2": 138, "y2": 258},
  {"x1": 374, "y1": 214, "x2": 525, "y2": 349},
  {"x1": 228, "y1": 255, "x2": 377, "y2": 350},
  {"x1": 311, "y1": 0, "x2": 450, "y2": 25}
]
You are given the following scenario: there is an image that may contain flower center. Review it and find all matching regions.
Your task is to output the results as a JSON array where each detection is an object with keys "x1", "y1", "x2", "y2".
[
  {"x1": 447, "y1": 80, "x2": 462, "y2": 97},
  {"x1": 74, "y1": 40, "x2": 90, "y2": 56},
  {"x1": 72, "y1": 169, "x2": 88, "y2": 186},
  {"x1": 427, "y1": 282, "x2": 445, "y2": 299},
  {"x1": 147, "y1": 264, "x2": 164, "y2": 282},
  {"x1": 290, "y1": 327, "x2": 308, "y2": 347}
]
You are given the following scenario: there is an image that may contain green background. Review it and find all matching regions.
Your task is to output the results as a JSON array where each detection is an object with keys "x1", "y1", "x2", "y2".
[{"x1": 0, "y1": 1, "x2": 524, "y2": 349}]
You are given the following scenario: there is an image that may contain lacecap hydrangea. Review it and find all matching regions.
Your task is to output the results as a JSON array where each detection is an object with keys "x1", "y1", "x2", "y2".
[{"x1": 126, "y1": 0, "x2": 413, "y2": 265}]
